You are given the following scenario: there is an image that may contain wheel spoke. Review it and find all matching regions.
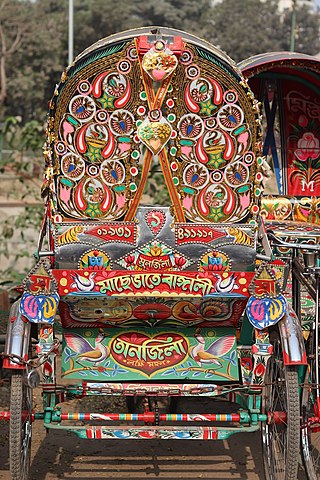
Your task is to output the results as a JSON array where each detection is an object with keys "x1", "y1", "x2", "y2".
[
  {"x1": 262, "y1": 332, "x2": 300, "y2": 480},
  {"x1": 10, "y1": 373, "x2": 32, "y2": 480},
  {"x1": 301, "y1": 373, "x2": 320, "y2": 479}
]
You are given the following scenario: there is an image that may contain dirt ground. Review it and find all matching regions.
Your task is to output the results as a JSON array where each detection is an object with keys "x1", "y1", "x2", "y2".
[{"x1": 0, "y1": 374, "x2": 308, "y2": 480}]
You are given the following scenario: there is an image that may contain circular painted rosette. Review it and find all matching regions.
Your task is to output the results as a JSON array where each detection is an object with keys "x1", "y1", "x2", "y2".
[
  {"x1": 61, "y1": 153, "x2": 85, "y2": 181},
  {"x1": 69, "y1": 95, "x2": 96, "y2": 122},
  {"x1": 246, "y1": 294, "x2": 287, "y2": 330},
  {"x1": 177, "y1": 114, "x2": 204, "y2": 139},
  {"x1": 179, "y1": 48, "x2": 193, "y2": 65},
  {"x1": 183, "y1": 163, "x2": 209, "y2": 190},
  {"x1": 224, "y1": 161, "x2": 249, "y2": 187},
  {"x1": 100, "y1": 159, "x2": 126, "y2": 186},
  {"x1": 109, "y1": 109, "x2": 135, "y2": 136},
  {"x1": 217, "y1": 104, "x2": 244, "y2": 131}
]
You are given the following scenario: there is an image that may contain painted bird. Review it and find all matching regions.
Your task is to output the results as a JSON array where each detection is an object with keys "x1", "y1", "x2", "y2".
[
  {"x1": 189, "y1": 329, "x2": 234, "y2": 367},
  {"x1": 64, "y1": 331, "x2": 109, "y2": 366},
  {"x1": 71, "y1": 272, "x2": 96, "y2": 292},
  {"x1": 214, "y1": 273, "x2": 238, "y2": 294}
]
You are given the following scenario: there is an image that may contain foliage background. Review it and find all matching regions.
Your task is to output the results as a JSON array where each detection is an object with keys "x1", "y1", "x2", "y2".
[{"x1": 0, "y1": 0, "x2": 319, "y2": 283}]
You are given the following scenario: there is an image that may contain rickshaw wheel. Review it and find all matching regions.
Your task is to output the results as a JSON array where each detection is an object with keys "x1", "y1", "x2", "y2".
[
  {"x1": 301, "y1": 371, "x2": 320, "y2": 479},
  {"x1": 10, "y1": 372, "x2": 32, "y2": 480},
  {"x1": 261, "y1": 329, "x2": 300, "y2": 480}
]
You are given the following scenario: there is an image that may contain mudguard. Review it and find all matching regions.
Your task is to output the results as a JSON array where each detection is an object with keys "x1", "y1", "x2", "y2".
[
  {"x1": 3, "y1": 299, "x2": 31, "y2": 370},
  {"x1": 278, "y1": 305, "x2": 307, "y2": 366}
]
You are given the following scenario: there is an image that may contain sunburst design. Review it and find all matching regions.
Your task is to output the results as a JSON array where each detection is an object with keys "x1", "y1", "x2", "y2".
[
  {"x1": 61, "y1": 154, "x2": 85, "y2": 180},
  {"x1": 109, "y1": 110, "x2": 135, "y2": 135},
  {"x1": 183, "y1": 164, "x2": 209, "y2": 189},
  {"x1": 104, "y1": 73, "x2": 126, "y2": 97},
  {"x1": 100, "y1": 160, "x2": 125, "y2": 185},
  {"x1": 225, "y1": 162, "x2": 249, "y2": 186},
  {"x1": 178, "y1": 114, "x2": 204, "y2": 139},
  {"x1": 217, "y1": 104, "x2": 243, "y2": 130},
  {"x1": 70, "y1": 95, "x2": 96, "y2": 120}
]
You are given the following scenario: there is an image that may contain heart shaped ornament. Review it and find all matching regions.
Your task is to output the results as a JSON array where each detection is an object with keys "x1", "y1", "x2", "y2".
[
  {"x1": 110, "y1": 331, "x2": 188, "y2": 376},
  {"x1": 145, "y1": 210, "x2": 166, "y2": 235},
  {"x1": 137, "y1": 117, "x2": 172, "y2": 155},
  {"x1": 142, "y1": 43, "x2": 178, "y2": 82},
  {"x1": 246, "y1": 295, "x2": 287, "y2": 330}
]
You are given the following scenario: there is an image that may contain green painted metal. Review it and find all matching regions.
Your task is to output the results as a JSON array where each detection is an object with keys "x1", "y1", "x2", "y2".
[{"x1": 62, "y1": 326, "x2": 239, "y2": 382}]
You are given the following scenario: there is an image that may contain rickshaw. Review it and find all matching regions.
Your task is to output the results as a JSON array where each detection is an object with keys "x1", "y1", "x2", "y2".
[
  {"x1": 0, "y1": 27, "x2": 314, "y2": 480},
  {"x1": 240, "y1": 52, "x2": 320, "y2": 479}
]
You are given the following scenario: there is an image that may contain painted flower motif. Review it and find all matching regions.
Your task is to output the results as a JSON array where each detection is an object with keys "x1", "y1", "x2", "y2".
[
  {"x1": 191, "y1": 88, "x2": 207, "y2": 103},
  {"x1": 174, "y1": 255, "x2": 187, "y2": 269},
  {"x1": 295, "y1": 132, "x2": 320, "y2": 161},
  {"x1": 87, "y1": 252, "x2": 110, "y2": 271},
  {"x1": 253, "y1": 362, "x2": 265, "y2": 377},
  {"x1": 161, "y1": 55, "x2": 177, "y2": 70},
  {"x1": 106, "y1": 79, "x2": 125, "y2": 98},
  {"x1": 109, "y1": 110, "x2": 134, "y2": 135},
  {"x1": 138, "y1": 125, "x2": 154, "y2": 141},
  {"x1": 179, "y1": 114, "x2": 203, "y2": 139},
  {"x1": 124, "y1": 255, "x2": 135, "y2": 266},
  {"x1": 184, "y1": 164, "x2": 208, "y2": 188},
  {"x1": 86, "y1": 203, "x2": 101, "y2": 217},
  {"x1": 201, "y1": 263, "x2": 216, "y2": 272},
  {"x1": 142, "y1": 54, "x2": 158, "y2": 70},
  {"x1": 101, "y1": 161, "x2": 125, "y2": 185},
  {"x1": 199, "y1": 251, "x2": 229, "y2": 272},
  {"x1": 240, "y1": 357, "x2": 253, "y2": 371},
  {"x1": 225, "y1": 163, "x2": 249, "y2": 186}
]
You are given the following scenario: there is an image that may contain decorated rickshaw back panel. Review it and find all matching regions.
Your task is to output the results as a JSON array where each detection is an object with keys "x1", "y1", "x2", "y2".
[{"x1": 52, "y1": 204, "x2": 255, "y2": 329}]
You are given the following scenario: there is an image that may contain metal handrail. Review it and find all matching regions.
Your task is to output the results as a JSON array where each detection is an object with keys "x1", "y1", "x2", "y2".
[{"x1": 267, "y1": 231, "x2": 320, "y2": 252}]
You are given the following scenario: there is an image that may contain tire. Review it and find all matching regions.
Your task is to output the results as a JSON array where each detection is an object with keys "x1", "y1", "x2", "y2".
[
  {"x1": 10, "y1": 373, "x2": 32, "y2": 480},
  {"x1": 126, "y1": 396, "x2": 136, "y2": 413},
  {"x1": 301, "y1": 370, "x2": 320, "y2": 479},
  {"x1": 261, "y1": 330, "x2": 300, "y2": 480}
]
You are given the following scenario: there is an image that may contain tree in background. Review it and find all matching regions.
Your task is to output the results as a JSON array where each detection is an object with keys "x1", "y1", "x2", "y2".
[
  {"x1": 129, "y1": 0, "x2": 214, "y2": 39},
  {"x1": 0, "y1": 0, "x2": 31, "y2": 113},
  {"x1": 210, "y1": 0, "x2": 320, "y2": 61},
  {"x1": 210, "y1": 0, "x2": 284, "y2": 62},
  {"x1": 1, "y1": 0, "x2": 319, "y2": 120},
  {"x1": 70, "y1": 0, "x2": 215, "y2": 58},
  {"x1": 2, "y1": 0, "x2": 66, "y2": 121}
]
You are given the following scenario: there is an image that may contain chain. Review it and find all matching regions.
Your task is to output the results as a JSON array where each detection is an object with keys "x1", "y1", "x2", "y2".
[{"x1": 0, "y1": 338, "x2": 60, "y2": 369}]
